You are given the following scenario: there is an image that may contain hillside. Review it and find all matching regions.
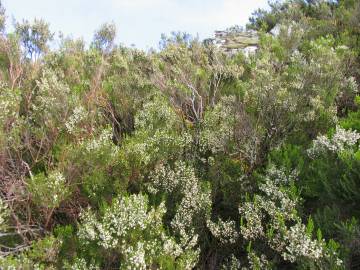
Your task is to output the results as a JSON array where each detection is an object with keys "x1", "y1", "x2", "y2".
[{"x1": 0, "y1": 0, "x2": 360, "y2": 269}]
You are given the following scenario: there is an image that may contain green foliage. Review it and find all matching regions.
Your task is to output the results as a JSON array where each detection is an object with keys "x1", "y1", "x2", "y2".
[
  {"x1": 0, "y1": 1, "x2": 5, "y2": 33},
  {"x1": 92, "y1": 22, "x2": 117, "y2": 53},
  {"x1": 15, "y1": 18, "x2": 54, "y2": 60},
  {"x1": 123, "y1": 95, "x2": 190, "y2": 172},
  {"x1": 0, "y1": 197, "x2": 9, "y2": 231},
  {"x1": 0, "y1": 235, "x2": 62, "y2": 269},
  {"x1": 76, "y1": 193, "x2": 200, "y2": 269},
  {"x1": 28, "y1": 170, "x2": 70, "y2": 209},
  {"x1": 0, "y1": 0, "x2": 360, "y2": 268}
]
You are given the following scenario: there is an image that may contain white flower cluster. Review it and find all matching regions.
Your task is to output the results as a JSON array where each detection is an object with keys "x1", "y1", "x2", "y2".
[
  {"x1": 32, "y1": 69, "x2": 70, "y2": 125},
  {"x1": 171, "y1": 185, "x2": 211, "y2": 250},
  {"x1": 207, "y1": 218, "x2": 239, "y2": 245},
  {"x1": 36, "y1": 69, "x2": 70, "y2": 98},
  {"x1": 0, "y1": 197, "x2": 9, "y2": 231},
  {"x1": 78, "y1": 194, "x2": 149, "y2": 249},
  {"x1": 135, "y1": 95, "x2": 179, "y2": 131},
  {"x1": 345, "y1": 76, "x2": 358, "y2": 95},
  {"x1": 239, "y1": 201, "x2": 264, "y2": 240},
  {"x1": 308, "y1": 90, "x2": 337, "y2": 123},
  {"x1": 125, "y1": 97, "x2": 191, "y2": 166},
  {"x1": 64, "y1": 258, "x2": 99, "y2": 270},
  {"x1": 258, "y1": 179, "x2": 298, "y2": 218},
  {"x1": 200, "y1": 96, "x2": 236, "y2": 154},
  {"x1": 130, "y1": 130, "x2": 191, "y2": 166},
  {"x1": 65, "y1": 105, "x2": 87, "y2": 135},
  {"x1": 265, "y1": 164, "x2": 298, "y2": 185},
  {"x1": 238, "y1": 166, "x2": 334, "y2": 265},
  {"x1": 148, "y1": 162, "x2": 181, "y2": 194},
  {"x1": 282, "y1": 223, "x2": 323, "y2": 262},
  {"x1": 81, "y1": 128, "x2": 118, "y2": 158},
  {"x1": 28, "y1": 170, "x2": 69, "y2": 209},
  {"x1": 246, "y1": 251, "x2": 270, "y2": 270},
  {"x1": 149, "y1": 161, "x2": 211, "y2": 251},
  {"x1": 0, "y1": 87, "x2": 21, "y2": 125},
  {"x1": 77, "y1": 193, "x2": 197, "y2": 269},
  {"x1": 49, "y1": 171, "x2": 69, "y2": 207},
  {"x1": 122, "y1": 242, "x2": 147, "y2": 270},
  {"x1": 239, "y1": 167, "x2": 298, "y2": 241},
  {"x1": 220, "y1": 254, "x2": 241, "y2": 270},
  {"x1": 162, "y1": 235, "x2": 183, "y2": 258},
  {"x1": 308, "y1": 126, "x2": 360, "y2": 157}
]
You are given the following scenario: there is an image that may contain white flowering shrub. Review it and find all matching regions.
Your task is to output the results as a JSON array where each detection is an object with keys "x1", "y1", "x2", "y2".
[
  {"x1": 200, "y1": 96, "x2": 236, "y2": 154},
  {"x1": 239, "y1": 166, "x2": 342, "y2": 268},
  {"x1": 65, "y1": 105, "x2": 88, "y2": 135},
  {"x1": 77, "y1": 193, "x2": 198, "y2": 269},
  {"x1": 28, "y1": 170, "x2": 70, "y2": 209},
  {"x1": 124, "y1": 96, "x2": 191, "y2": 168},
  {"x1": 125, "y1": 129, "x2": 191, "y2": 168},
  {"x1": 135, "y1": 95, "x2": 179, "y2": 131},
  {"x1": 63, "y1": 126, "x2": 126, "y2": 202},
  {"x1": 81, "y1": 127, "x2": 117, "y2": 155},
  {"x1": 308, "y1": 126, "x2": 360, "y2": 157},
  {"x1": 207, "y1": 218, "x2": 239, "y2": 245},
  {"x1": 32, "y1": 69, "x2": 71, "y2": 128},
  {"x1": 63, "y1": 257, "x2": 100, "y2": 270},
  {"x1": 0, "y1": 197, "x2": 9, "y2": 232},
  {"x1": 1, "y1": 2, "x2": 360, "y2": 268},
  {"x1": 199, "y1": 96, "x2": 262, "y2": 169},
  {"x1": 0, "y1": 85, "x2": 24, "y2": 151},
  {"x1": 282, "y1": 223, "x2": 323, "y2": 262},
  {"x1": 148, "y1": 162, "x2": 211, "y2": 248},
  {"x1": 300, "y1": 124, "x2": 360, "y2": 268},
  {"x1": 240, "y1": 34, "x2": 346, "y2": 161},
  {"x1": 0, "y1": 84, "x2": 21, "y2": 126},
  {"x1": 244, "y1": 251, "x2": 271, "y2": 270}
]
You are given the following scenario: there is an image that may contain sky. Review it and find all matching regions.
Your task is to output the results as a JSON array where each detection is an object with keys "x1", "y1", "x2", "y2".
[{"x1": 2, "y1": 0, "x2": 269, "y2": 50}]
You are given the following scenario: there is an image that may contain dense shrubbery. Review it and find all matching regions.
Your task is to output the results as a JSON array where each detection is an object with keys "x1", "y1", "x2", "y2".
[{"x1": 0, "y1": 0, "x2": 360, "y2": 269}]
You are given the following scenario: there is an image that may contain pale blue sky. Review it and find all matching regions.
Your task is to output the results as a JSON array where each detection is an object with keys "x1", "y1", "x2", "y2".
[{"x1": 2, "y1": 0, "x2": 269, "y2": 50}]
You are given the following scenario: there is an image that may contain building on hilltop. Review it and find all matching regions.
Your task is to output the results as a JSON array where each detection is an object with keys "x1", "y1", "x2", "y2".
[{"x1": 213, "y1": 29, "x2": 259, "y2": 55}]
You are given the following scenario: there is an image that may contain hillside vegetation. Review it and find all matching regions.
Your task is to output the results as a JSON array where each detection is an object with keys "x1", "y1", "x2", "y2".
[{"x1": 0, "y1": 0, "x2": 360, "y2": 269}]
